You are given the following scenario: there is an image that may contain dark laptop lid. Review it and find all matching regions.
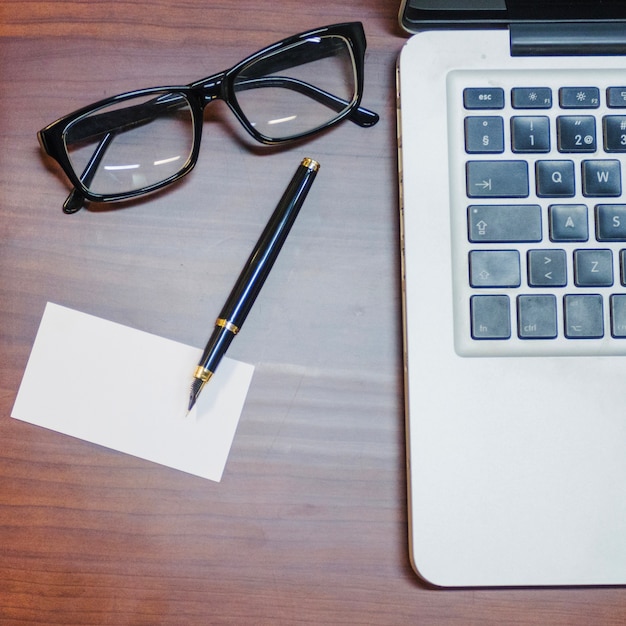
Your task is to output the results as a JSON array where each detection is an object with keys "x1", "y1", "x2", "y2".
[
  {"x1": 400, "y1": 0, "x2": 626, "y2": 32},
  {"x1": 400, "y1": 0, "x2": 626, "y2": 55}
]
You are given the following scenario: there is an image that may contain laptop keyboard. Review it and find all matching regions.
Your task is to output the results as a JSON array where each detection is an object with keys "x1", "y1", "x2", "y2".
[{"x1": 448, "y1": 70, "x2": 626, "y2": 356}]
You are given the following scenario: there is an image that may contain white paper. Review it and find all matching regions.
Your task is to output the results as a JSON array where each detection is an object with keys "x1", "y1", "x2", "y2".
[{"x1": 11, "y1": 302, "x2": 254, "y2": 481}]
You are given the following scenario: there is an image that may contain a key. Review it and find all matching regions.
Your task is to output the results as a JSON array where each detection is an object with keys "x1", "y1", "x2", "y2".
[
  {"x1": 511, "y1": 87, "x2": 552, "y2": 109},
  {"x1": 559, "y1": 87, "x2": 600, "y2": 109},
  {"x1": 603, "y1": 115, "x2": 626, "y2": 152},
  {"x1": 596, "y1": 204, "x2": 626, "y2": 241},
  {"x1": 468, "y1": 205, "x2": 542, "y2": 242},
  {"x1": 465, "y1": 116, "x2": 504, "y2": 153},
  {"x1": 610, "y1": 294, "x2": 626, "y2": 337},
  {"x1": 549, "y1": 204, "x2": 589, "y2": 242},
  {"x1": 564, "y1": 294, "x2": 604, "y2": 339},
  {"x1": 527, "y1": 249, "x2": 567, "y2": 287},
  {"x1": 470, "y1": 295, "x2": 511, "y2": 339},
  {"x1": 469, "y1": 250, "x2": 521, "y2": 288},
  {"x1": 463, "y1": 87, "x2": 505, "y2": 109},
  {"x1": 574, "y1": 249, "x2": 614, "y2": 287},
  {"x1": 517, "y1": 295, "x2": 558, "y2": 339},
  {"x1": 535, "y1": 160, "x2": 575, "y2": 197},
  {"x1": 582, "y1": 160, "x2": 621, "y2": 197},
  {"x1": 511, "y1": 116, "x2": 550, "y2": 153},
  {"x1": 466, "y1": 161, "x2": 529, "y2": 198},
  {"x1": 557, "y1": 116, "x2": 596, "y2": 153}
]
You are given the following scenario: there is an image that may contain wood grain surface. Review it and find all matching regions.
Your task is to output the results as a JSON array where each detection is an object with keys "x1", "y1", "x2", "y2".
[{"x1": 1, "y1": 1, "x2": 624, "y2": 623}]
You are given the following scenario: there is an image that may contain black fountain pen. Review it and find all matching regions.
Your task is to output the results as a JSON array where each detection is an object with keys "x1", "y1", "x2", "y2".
[{"x1": 187, "y1": 157, "x2": 320, "y2": 412}]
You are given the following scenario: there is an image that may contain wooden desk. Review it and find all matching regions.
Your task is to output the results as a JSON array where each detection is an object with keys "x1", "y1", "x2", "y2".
[{"x1": 0, "y1": 2, "x2": 624, "y2": 623}]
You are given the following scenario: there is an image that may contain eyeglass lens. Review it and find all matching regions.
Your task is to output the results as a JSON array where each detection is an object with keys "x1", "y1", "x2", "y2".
[
  {"x1": 61, "y1": 33, "x2": 358, "y2": 199},
  {"x1": 64, "y1": 92, "x2": 195, "y2": 196},
  {"x1": 233, "y1": 34, "x2": 357, "y2": 140}
]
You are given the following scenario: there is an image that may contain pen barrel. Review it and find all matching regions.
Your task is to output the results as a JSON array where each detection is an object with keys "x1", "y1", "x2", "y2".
[
  {"x1": 218, "y1": 158, "x2": 320, "y2": 327},
  {"x1": 198, "y1": 323, "x2": 238, "y2": 372}
]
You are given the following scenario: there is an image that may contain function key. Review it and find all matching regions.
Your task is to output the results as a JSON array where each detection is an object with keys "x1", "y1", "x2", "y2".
[
  {"x1": 559, "y1": 87, "x2": 600, "y2": 109},
  {"x1": 607, "y1": 87, "x2": 626, "y2": 108},
  {"x1": 470, "y1": 295, "x2": 511, "y2": 340},
  {"x1": 464, "y1": 88, "x2": 505, "y2": 110},
  {"x1": 511, "y1": 87, "x2": 552, "y2": 109}
]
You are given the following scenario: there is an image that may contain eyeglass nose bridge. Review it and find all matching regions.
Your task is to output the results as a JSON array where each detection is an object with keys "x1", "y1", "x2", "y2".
[{"x1": 192, "y1": 71, "x2": 228, "y2": 107}]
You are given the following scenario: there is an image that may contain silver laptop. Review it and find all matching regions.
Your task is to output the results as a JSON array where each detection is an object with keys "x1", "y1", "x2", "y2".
[{"x1": 397, "y1": 0, "x2": 626, "y2": 587}]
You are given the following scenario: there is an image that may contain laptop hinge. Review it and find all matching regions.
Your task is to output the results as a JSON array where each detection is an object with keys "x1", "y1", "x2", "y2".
[{"x1": 510, "y1": 22, "x2": 626, "y2": 57}]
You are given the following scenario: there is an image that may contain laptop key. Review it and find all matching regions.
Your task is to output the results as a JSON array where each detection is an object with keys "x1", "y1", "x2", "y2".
[
  {"x1": 603, "y1": 115, "x2": 626, "y2": 152},
  {"x1": 564, "y1": 294, "x2": 604, "y2": 338},
  {"x1": 559, "y1": 86, "x2": 600, "y2": 109},
  {"x1": 465, "y1": 116, "x2": 504, "y2": 153},
  {"x1": 549, "y1": 204, "x2": 589, "y2": 241},
  {"x1": 517, "y1": 295, "x2": 558, "y2": 339},
  {"x1": 463, "y1": 87, "x2": 505, "y2": 109},
  {"x1": 574, "y1": 249, "x2": 614, "y2": 286},
  {"x1": 610, "y1": 294, "x2": 626, "y2": 337},
  {"x1": 527, "y1": 249, "x2": 567, "y2": 287},
  {"x1": 469, "y1": 250, "x2": 521, "y2": 287},
  {"x1": 606, "y1": 87, "x2": 626, "y2": 108},
  {"x1": 536, "y1": 160, "x2": 575, "y2": 197},
  {"x1": 582, "y1": 160, "x2": 621, "y2": 197},
  {"x1": 511, "y1": 116, "x2": 550, "y2": 152},
  {"x1": 596, "y1": 204, "x2": 626, "y2": 240},
  {"x1": 557, "y1": 115, "x2": 596, "y2": 152},
  {"x1": 470, "y1": 295, "x2": 511, "y2": 339},
  {"x1": 468, "y1": 205, "x2": 542, "y2": 242},
  {"x1": 511, "y1": 87, "x2": 552, "y2": 109},
  {"x1": 466, "y1": 161, "x2": 529, "y2": 197}
]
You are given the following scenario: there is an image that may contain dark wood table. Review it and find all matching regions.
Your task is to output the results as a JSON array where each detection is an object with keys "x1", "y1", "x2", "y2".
[{"x1": 1, "y1": 1, "x2": 624, "y2": 623}]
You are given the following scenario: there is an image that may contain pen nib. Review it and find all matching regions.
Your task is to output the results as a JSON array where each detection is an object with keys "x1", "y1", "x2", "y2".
[{"x1": 187, "y1": 377, "x2": 203, "y2": 412}]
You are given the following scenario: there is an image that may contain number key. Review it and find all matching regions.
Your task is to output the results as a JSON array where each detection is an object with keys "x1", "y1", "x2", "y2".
[
  {"x1": 603, "y1": 116, "x2": 626, "y2": 152},
  {"x1": 557, "y1": 116, "x2": 596, "y2": 152},
  {"x1": 511, "y1": 116, "x2": 550, "y2": 153}
]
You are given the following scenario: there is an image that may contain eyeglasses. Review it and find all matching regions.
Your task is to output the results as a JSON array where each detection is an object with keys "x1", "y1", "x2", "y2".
[{"x1": 38, "y1": 22, "x2": 379, "y2": 214}]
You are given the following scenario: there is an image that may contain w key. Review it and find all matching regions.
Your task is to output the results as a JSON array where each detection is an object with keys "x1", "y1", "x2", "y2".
[{"x1": 466, "y1": 161, "x2": 529, "y2": 197}]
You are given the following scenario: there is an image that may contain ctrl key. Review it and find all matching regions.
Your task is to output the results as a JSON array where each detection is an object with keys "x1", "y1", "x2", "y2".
[{"x1": 471, "y1": 295, "x2": 511, "y2": 339}]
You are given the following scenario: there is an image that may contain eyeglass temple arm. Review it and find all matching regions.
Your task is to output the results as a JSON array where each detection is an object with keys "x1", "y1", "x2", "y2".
[
  {"x1": 63, "y1": 131, "x2": 116, "y2": 213},
  {"x1": 234, "y1": 76, "x2": 379, "y2": 127}
]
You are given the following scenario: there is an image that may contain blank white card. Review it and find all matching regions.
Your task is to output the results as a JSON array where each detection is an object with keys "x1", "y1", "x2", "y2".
[{"x1": 12, "y1": 302, "x2": 254, "y2": 481}]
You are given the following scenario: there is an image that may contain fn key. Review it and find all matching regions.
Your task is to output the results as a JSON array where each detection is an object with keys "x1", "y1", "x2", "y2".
[{"x1": 471, "y1": 295, "x2": 511, "y2": 339}]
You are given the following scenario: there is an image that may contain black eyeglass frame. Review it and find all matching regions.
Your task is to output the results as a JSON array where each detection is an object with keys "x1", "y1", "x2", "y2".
[{"x1": 38, "y1": 22, "x2": 379, "y2": 212}]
